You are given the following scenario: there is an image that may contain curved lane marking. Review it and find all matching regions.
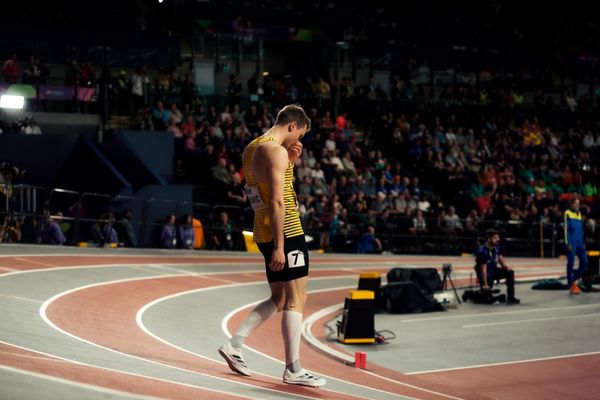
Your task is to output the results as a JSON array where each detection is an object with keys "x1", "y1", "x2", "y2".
[
  {"x1": 37, "y1": 274, "x2": 273, "y2": 399},
  {"x1": 0, "y1": 254, "x2": 567, "y2": 399},
  {"x1": 0, "y1": 340, "x2": 252, "y2": 400},
  {"x1": 222, "y1": 289, "x2": 464, "y2": 400},
  {"x1": 136, "y1": 280, "x2": 392, "y2": 400},
  {"x1": 406, "y1": 351, "x2": 600, "y2": 375},
  {"x1": 0, "y1": 363, "x2": 162, "y2": 400},
  {"x1": 40, "y1": 272, "x2": 367, "y2": 400}
]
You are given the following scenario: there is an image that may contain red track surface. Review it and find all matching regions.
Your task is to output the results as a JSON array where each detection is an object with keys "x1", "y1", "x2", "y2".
[{"x1": 1, "y1": 252, "x2": 597, "y2": 399}]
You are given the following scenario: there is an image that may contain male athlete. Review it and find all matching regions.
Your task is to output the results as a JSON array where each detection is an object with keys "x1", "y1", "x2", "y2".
[
  {"x1": 219, "y1": 104, "x2": 326, "y2": 387},
  {"x1": 564, "y1": 197, "x2": 588, "y2": 294}
]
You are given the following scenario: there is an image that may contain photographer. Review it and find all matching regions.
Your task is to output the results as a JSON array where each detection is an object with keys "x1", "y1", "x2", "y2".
[
  {"x1": 1, "y1": 214, "x2": 22, "y2": 243},
  {"x1": 474, "y1": 229, "x2": 520, "y2": 304}
]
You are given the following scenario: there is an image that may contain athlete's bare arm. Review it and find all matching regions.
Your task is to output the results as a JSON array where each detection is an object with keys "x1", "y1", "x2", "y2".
[
  {"x1": 254, "y1": 143, "x2": 289, "y2": 271},
  {"x1": 287, "y1": 141, "x2": 303, "y2": 165}
]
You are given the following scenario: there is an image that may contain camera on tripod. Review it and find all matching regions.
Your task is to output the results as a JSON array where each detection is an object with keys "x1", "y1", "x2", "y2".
[
  {"x1": 440, "y1": 263, "x2": 461, "y2": 304},
  {"x1": 442, "y1": 264, "x2": 452, "y2": 275}
]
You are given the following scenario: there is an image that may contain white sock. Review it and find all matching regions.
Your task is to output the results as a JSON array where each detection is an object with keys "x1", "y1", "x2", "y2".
[
  {"x1": 230, "y1": 298, "x2": 277, "y2": 348},
  {"x1": 282, "y1": 310, "x2": 302, "y2": 373}
]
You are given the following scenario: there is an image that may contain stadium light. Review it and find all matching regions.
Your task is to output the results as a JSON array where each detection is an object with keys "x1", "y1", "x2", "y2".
[{"x1": 0, "y1": 95, "x2": 24, "y2": 110}]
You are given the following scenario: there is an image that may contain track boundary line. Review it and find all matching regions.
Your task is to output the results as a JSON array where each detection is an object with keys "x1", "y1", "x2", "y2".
[
  {"x1": 0, "y1": 363, "x2": 161, "y2": 400},
  {"x1": 0, "y1": 339, "x2": 258, "y2": 400},
  {"x1": 406, "y1": 350, "x2": 600, "y2": 375},
  {"x1": 38, "y1": 273, "x2": 327, "y2": 400}
]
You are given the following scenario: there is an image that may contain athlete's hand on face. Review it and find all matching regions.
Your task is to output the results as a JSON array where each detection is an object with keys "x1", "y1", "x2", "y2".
[
  {"x1": 287, "y1": 141, "x2": 303, "y2": 164},
  {"x1": 269, "y1": 248, "x2": 286, "y2": 271}
]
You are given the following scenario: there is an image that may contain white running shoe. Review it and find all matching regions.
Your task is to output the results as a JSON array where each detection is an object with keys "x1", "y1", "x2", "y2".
[
  {"x1": 218, "y1": 342, "x2": 252, "y2": 376},
  {"x1": 283, "y1": 369, "x2": 326, "y2": 387}
]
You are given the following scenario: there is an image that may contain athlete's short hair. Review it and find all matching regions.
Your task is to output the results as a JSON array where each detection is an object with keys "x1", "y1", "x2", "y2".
[{"x1": 274, "y1": 104, "x2": 311, "y2": 131}]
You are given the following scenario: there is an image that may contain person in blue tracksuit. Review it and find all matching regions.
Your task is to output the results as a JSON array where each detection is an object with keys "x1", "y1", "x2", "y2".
[{"x1": 564, "y1": 197, "x2": 588, "y2": 294}]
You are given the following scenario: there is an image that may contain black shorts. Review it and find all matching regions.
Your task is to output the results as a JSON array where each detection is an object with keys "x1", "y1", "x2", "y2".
[{"x1": 257, "y1": 235, "x2": 309, "y2": 282}]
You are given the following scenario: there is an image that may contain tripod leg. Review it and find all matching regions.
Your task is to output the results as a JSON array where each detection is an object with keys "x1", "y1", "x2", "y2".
[{"x1": 449, "y1": 277, "x2": 462, "y2": 304}]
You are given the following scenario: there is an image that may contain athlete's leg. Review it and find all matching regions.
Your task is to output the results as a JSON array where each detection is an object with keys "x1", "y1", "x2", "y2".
[
  {"x1": 229, "y1": 295, "x2": 280, "y2": 348},
  {"x1": 280, "y1": 276, "x2": 326, "y2": 387},
  {"x1": 219, "y1": 283, "x2": 283, "y2": 377},
  {"x1": 567, "y1": 246, "x2": 576, "y2": 285},
  {"x1": 281, "y1": 277, "x2": 307, "y2": 373},
  {"x1": 574, "y1": 244, "x2": 589, "y2": 281}
]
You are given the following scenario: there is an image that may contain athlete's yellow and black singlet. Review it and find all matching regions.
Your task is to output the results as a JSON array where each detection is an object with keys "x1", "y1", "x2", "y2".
[{"x1": 242, "y1": 135, "x2": 304, "y2": 243}]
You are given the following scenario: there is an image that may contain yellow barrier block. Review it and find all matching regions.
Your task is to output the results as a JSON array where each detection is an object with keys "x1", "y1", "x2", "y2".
[
  {"x1": 347, "y1": 290, "x2": 375, "y2": 300},
  {"x1": 339, "y1": 338, "x2": 376, "y2": 344},
  {"x1": 359, "y1": 272, "x2": 381, "y2": 279},
  {"x1": 242, "y1": 230, "x2": 260, "y2": 253}
]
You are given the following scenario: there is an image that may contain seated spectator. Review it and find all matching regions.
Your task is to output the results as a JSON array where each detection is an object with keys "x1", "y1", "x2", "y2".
[
  {"x1": 152, "y1": 100, "x2": 170, "y2": 131},
  {"x1": 212, "y1": 211, "x2": 234, "y2": 250},
  {"x1": 444, "y1": 206, "x2": 463, "y2": 233},
  {"x1": 212, "y1": 157, "x2": 232, "y2": 186},
  {"x1": 178, "y1": 214, "x2": 195, "y2": 250},
  {"x1": 167, "y1": 119, "x2": 183, "y2": 138},
  {"x1": 41, "y1": 211, "x2": 66, "y2": 245},
  {"x1": 169, "y1": 104, "x2": 183, "y2": 125},
  {"x1": 133, "y1": 106, "x2": 154, "y2": 131},
  {"x1": 0, "y1": 214, "x2": 22, "y2": 243},
  {"x1": 34, "y1": 209, "x2": 50, "y2": 244},
  {"x1": 358, "y1": 225, "x2": 383, "y2": 254},
  {"x1": 94, "y1": 213, "x2": 120, "y2": 246},
  {"x1": 118, "y1": 208, "x2": 138, "y2": 248},
  {"x1": 410, "y1": 210, "x2": 427, "y2": 235},
  {"x1": 160, "y1": 214, "x2": 177, "y2": 249},
  {"x1": 2, "y1": 54, "x2": 20, "y2": 83},
  {"x1": 181, "y1": 115, "x2": 197, "y2": 136},
  {"x1": 226, "y1": 172, "x2": 247, "y2": 206},
  {"x1": 103, "y1": 213, "x2": 120, "y2": 245}
]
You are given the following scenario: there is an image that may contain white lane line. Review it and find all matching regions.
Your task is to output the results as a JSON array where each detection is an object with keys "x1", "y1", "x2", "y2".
[
  {"x1": 39, "y1": 274, "x2": 333, "y2": 400},
  {"x1": 302, "y1": 304, "x2": 352, "y2": 364},
  {"x1": 463, "y1": 312, "x2": 600, "y2": 328},
  {"x1": 0, "y1": 363, "x2": 162, "y2": 400},
  {"x1": 0, "y1": 263, "x2": 281, "y2": 280},
  {"x1": 0, "y1": 294, "x2": 43, "y2": 304},
  {"x1": 398, "y1": 303, "x2": 600, "y2": 323},
  {"x1": 405, "y1": 350, "x2": 600, "y2": 375},
  {"x1": 218, "y1": 287, "x2": 432, "y2": 400},
  {"x1": 0, "y1": 262, "x2": 389, "y2": 279},
  {"x1": 0, "y1": 266, "x2": 18, "y2": 272},
  {"x1": 359, "y1": 369, "x2": 463, "y2": 400},
  {"x1": 0, "y1": 250, "x2": 256, "y2": 258},
  {"x1": 0, "y1": 339, "x2": 256, "y2": 400},
  {"x1": 137, "y1": 279, "x2": 391, "y2": 400},
  {"x1": 302, "y1": 305, "x2": 464, "y2": 400}
]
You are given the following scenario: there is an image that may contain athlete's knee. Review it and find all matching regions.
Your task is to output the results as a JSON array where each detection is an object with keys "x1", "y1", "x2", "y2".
[
  {"x1": 270, "y1": 294, "x2": 285, "y2": 312},
  {"x1": 284, "y1": 293, "x2": 305, "y2": 312}
]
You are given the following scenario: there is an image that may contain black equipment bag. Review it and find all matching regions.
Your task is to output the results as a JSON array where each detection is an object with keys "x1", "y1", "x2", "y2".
[
  {"x1": 386, "y1": 267, "x2": 442, "y2": 293},
  {"x1": 383, "y1": 282, "x2": 444, "y2": 313}
]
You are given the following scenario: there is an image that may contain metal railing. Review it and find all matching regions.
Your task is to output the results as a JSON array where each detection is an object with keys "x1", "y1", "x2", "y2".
[{"x1": 2, "y1": 183, "x2": 591, "y2": 257}]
